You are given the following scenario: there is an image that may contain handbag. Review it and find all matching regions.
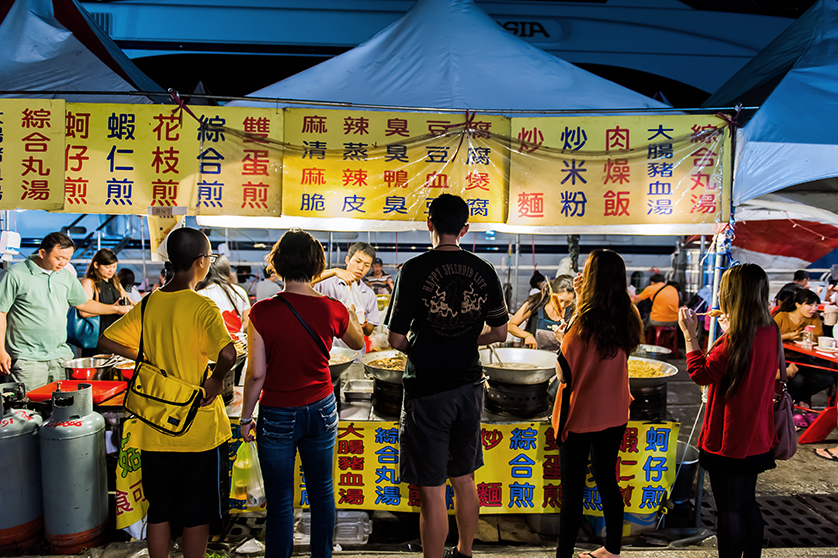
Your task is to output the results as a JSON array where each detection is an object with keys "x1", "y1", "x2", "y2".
[
  {"x1": 773, "y1": 323, "x2": 797, "y2": 460},
  {"x1": 123, "y1": 295, "x2": 207, "y2": 437},
  {"x1": 66, "y1": 308, "x2": 100, "y2": 349}
]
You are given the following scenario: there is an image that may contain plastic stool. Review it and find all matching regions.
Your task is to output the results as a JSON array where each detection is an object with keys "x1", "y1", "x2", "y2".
[{"x1": 647, "y1": 326, "x2": 679, "y2": 359}]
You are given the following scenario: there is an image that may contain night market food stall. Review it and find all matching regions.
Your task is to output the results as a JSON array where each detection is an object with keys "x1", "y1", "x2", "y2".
[{"x1": 0, "y1": 95, "x2": 732, "y2": 544}]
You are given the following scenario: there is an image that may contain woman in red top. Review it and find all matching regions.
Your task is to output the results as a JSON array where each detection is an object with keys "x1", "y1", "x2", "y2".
[
  {"x1": 240, "y1": 230, "x2": 363, "y2": 558},
  {"x1": 679, "y1": 263, "x2": 778, "y2": 558},
  {"x1": 552, "y1": 249, "x2": 642, "y2": 558}
]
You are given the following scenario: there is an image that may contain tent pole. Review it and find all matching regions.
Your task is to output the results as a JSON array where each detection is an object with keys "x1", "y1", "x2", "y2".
[{"x1": 513, "y1": 234, "x2": 521, "y2": 309}]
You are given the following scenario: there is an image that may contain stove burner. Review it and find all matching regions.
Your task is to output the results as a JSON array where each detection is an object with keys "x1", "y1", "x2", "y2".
[
  {"x1": 372, "y1": 379, "x2": 402, "y2": 418},
  {"x1": 485, "y1": 381, "x2": 549, "y2": 419},
  {"x1": 629, "y1": 383, "x2": 667, "y2": 421}
]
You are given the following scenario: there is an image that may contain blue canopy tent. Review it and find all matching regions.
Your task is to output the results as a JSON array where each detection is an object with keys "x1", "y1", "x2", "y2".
[
  {"x1": 230, "y1": 0, "x2": 666, "y2": 112},
  {"x1": 705, "y1": 0, "x2": 838, "y2": 218}
]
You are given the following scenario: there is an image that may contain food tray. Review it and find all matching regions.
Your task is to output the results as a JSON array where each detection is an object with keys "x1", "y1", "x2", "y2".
[
  {"x1": 343, "y1": 379, "x2": 374, "y2": 401},
  {"x1": 27, "y1": 380, "x2": 127, "y2": 404}
]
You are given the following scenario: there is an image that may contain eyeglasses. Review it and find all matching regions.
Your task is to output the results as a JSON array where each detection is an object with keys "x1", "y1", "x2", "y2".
[{"x1": 194, "y1": 254, "x2": 219, "y2": 264}]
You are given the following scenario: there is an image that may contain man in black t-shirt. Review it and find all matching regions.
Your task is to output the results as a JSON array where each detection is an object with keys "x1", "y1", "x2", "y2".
[{"x1": 386, "y1": 194, "x2": 508, "y2": 558}]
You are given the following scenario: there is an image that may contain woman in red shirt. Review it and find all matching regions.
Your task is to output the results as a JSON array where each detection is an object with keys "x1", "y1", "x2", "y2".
[
  {"x1": 552, "y1": 249, "x2": 642, "y2": 558},
  {"x1": 240, "y1": 230, "x2": 363, "y2": 558},
  {"x1": 679, "y1": 263, "x2": 778, "y2": 558}
]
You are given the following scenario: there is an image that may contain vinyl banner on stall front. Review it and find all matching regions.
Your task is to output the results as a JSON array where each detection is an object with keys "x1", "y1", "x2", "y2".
[
  {"x1": 0, "y1": 99, "x2": 66, "y2": 211},
  {"x1": 508, "y1": 115, "x2": 731, "y2": 227},
  {"x1": 284, "y1": 420, "x2": 680, "y2": 516},
  {"x1": 61, "y1": 103, "x2": 282, "y2": 215},
  {"x1": 282, "y1": 109, "x2": 509, "y2": 223}
]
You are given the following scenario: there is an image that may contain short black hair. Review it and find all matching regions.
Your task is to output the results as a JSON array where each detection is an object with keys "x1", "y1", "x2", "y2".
[
  {"x1": 39, "y1": 232, "x2": 74, "y2": 253},
  {"x1": 165, "y1": 228, "x2": 209, "y2": 273},
  {"x1": 428, "y1": 194, "x2": 469, "y2": 236},
  {"x1": 347, "y1": 242, "x2": 376, "y2": 261},
  {"x1": 794, "y1": 270, "x2": 810, "y2": 282},
  {"x1": 650, "y1": 273, "x2": 666, "y2": 283},
  {"x1": 116, "y1": 268, "x2": 135, "y2": 291},
  {"x1": 267, "y1": 230, "x2": 325, "y2": 282},
  {"x1": 529, "y1": 270, "x2": 546, "y2": 289}
]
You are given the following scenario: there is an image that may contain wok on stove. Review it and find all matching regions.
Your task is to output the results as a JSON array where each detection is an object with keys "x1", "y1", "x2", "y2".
[
  {"x1": 328, "y1": 347, "x2": 358, "y2": 381},
  {"x1": 478, "y1": 348, "x2": 558, "y2": 385},
  {"x1": 361, "y1": 349, "x2": 406, "y2": 385}
]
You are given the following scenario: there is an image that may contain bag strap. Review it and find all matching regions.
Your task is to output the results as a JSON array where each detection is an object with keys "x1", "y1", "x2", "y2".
[
  {"x1": 276, "y1": 295, "x2": 330, "y2": 359},
  {"x1": 137, "y1": 295, "x2": 149, "y2": 364},
  {"x1": 134, "y1": 293, "x2": 209, "y2": 385},
  {"x1": 775, "y1": 322, "x2": 788, "y2": 389},
  {"x1": 651, "y1": 281, "x2": 672, "y2": 304}
]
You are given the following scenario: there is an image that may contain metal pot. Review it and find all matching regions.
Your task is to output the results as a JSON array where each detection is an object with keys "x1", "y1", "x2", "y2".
[
  {"x1": 628, "y1": 355, "x2": 678, "y2": 388},
  {"x1": 62, "y1": 357, "x2": 115, "y2": 381},
  {"x1": 329, "y1": 347, "x2": 358, "y2": 381},
  {"x1": 478, "y1": 348, "x2": 557, "y2": 385},
  {"x1": 632, "y1": 344, "x2": 672, "y2": 361},
  {"x1": 361, "y1": 349, "x2": 406, "y2": 385}
]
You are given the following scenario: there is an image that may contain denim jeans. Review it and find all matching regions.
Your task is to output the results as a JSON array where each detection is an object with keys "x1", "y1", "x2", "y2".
[{"x1": 257, "y1": 393, "x2": 338, "y2": 558}]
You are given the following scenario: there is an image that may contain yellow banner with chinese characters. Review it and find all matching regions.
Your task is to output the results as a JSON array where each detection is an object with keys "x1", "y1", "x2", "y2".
[
  {"x1": 0, "y1": 99, "x2": 66, "y2": 210},
  {"x1": 282, "y1": 109, "x2": 508, "y2": 223},
  {"x1": 61, "y1": 103, "x2": 282, "y2": 215},
  {"x1": 287, "y1": 420, "x2": 679, "y2": 516},
  {"x1": 115, "y1": 419, "x2": 149, "y2": 529},
  {"x1": 508, "y1": 115, "x2": 731, "y2": 226}
]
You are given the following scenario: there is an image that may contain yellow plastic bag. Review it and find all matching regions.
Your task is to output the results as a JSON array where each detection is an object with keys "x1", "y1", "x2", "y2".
[{"x1": 231, "y1": 441, "x2": 266, "y2": 507}]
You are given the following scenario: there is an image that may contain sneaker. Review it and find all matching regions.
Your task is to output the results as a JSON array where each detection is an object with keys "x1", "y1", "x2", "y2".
[{"x1": 443, "y1": 548, "x2": 471, "y2": 558}]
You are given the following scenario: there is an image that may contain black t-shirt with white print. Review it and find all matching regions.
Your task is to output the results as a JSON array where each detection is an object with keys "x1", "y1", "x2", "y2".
[{"x1": 386, "y1": 249, "x2": 508, "y2": 399}]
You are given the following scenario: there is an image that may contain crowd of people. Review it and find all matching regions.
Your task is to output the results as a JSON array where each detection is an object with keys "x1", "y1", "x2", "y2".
[{"x1": 3, "y1": 198, "x2": 838, "y2": 558}]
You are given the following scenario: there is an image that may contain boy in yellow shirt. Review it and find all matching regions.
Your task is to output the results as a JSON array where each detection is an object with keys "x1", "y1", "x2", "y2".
[{"x1": 99, "y1": 228, "x2": 236, "y2": 558}]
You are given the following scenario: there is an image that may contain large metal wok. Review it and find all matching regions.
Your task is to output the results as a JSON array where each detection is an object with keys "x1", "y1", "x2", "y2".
[
  {"x1": 632, "y1": 344, "x2": 672, "y2": 361},
  {"x1": 361, "y1": 349, "x2": 406, "y2": 385},
  {"x1": 628, "y1": 355, "x2": 678, "y2": 388},
  {"x1": 479, "y1": 348, "x2": 557, "y2": 385},
  {"x1": 328, "y1": 347, "x2": 358, "y2": 381}
]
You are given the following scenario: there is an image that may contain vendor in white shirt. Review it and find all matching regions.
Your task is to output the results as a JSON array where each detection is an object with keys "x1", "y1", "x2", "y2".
[{"x1": 312, "y1": 242, "x2": 380, "y2": 355}]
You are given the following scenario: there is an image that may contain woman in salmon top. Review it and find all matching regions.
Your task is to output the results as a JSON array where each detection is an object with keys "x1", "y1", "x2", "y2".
[
  {"x1": 679, "y1": 264, "x2": 779, "y2": 558},
  {"x1": 552, "y1": 249, "x2": 642, "y2": 558}
]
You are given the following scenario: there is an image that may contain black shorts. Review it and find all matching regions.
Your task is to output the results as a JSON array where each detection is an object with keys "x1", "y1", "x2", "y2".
[
  {"x1": 141, "y1": 443, "x2": 228, "y2": 527},
  {"x1": 399, "y1": 381, "x2": 484, "y2": 487}
]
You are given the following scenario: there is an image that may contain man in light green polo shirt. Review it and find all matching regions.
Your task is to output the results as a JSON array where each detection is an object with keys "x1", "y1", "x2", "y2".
[{"x1": 0, "y1": 232, "x2": 130, "y2": 390}]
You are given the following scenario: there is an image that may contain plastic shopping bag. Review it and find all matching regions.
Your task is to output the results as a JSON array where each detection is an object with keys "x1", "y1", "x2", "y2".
[{"x1": 231, "y1": 441, "x2": 266, "y2": 507}]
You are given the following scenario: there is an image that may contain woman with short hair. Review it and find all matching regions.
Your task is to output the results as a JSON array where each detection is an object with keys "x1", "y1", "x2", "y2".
[{"x1": 240, "y1": 230, "x2": 364, "y2": 558}]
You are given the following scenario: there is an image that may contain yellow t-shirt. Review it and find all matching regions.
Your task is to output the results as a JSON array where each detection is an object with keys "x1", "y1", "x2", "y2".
[{"x1": 104, "y1": 290, "x2": 234, "y2": 452}]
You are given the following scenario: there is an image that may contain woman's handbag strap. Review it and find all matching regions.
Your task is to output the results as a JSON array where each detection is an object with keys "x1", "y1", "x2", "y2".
[{"x1": 275, "y1": 295, "x2": 330, "y2": 359}]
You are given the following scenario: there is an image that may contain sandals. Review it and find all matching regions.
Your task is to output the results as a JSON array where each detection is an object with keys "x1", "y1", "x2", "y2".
[{"x1": 813, "y1": 448, "x2": 838, "y2": 462}]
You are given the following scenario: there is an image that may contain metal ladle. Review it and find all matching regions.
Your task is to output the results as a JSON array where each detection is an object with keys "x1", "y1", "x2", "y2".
[{"x1": 488, "y1": 344, "x2": 507, "y2": 368}]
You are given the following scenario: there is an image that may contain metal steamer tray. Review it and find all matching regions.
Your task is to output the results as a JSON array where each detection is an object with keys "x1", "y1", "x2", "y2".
[
  {"x1": 361, "y1": 349, "x2": 406, "y2": 385},
  {"x1": 328, "y1": 347, "x2": 358, "y2": 381},
  {"x1": 628, "y1": 355, "x2": 678, "y2": 388},
  {"x1": 478, "y1": 348, "x2": 558, "y2": 385}
]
